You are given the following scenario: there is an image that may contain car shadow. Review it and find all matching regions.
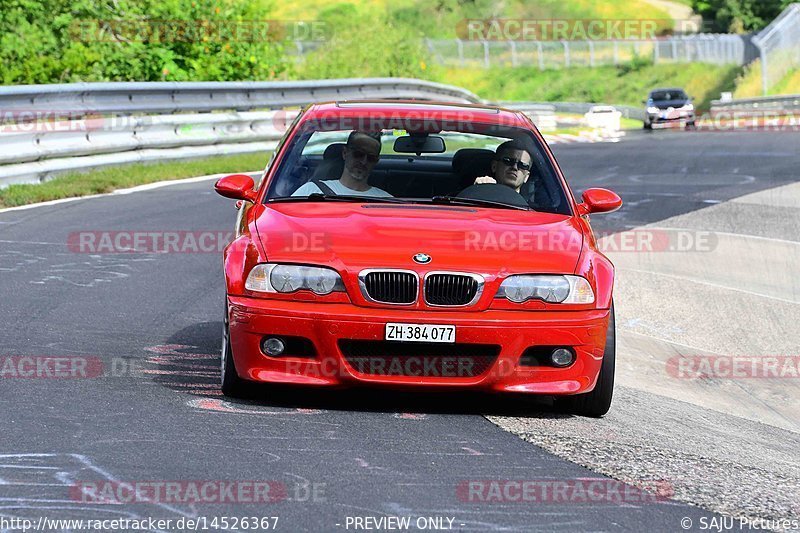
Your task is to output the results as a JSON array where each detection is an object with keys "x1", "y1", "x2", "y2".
[{"x1": 147, "y1": 321, "x2": 576, "y2": 419}]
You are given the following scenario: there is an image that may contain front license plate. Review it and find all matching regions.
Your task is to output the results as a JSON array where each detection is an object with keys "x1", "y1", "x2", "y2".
[{"x1": 385, "y1": 323, "x2": 456, "y2": 343}]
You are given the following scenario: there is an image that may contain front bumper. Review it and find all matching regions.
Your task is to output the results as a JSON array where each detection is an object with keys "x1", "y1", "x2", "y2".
[
  {"x1": 227, "y1": 296, "x2": 611, "y2": 395},
  {"x1": 647, "y1": 110, "x2": 695, "y2": 126}
]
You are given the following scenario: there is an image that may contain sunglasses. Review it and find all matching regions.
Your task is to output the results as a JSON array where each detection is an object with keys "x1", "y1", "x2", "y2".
[
  {"x1": 498, "y1": 156, "x2": 531, "y2": 171},
  {"x1": 349, "y1": 148, "x2": 380, "y2": 163}
]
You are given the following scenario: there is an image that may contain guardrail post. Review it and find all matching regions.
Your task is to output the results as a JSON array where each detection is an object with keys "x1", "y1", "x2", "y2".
[
  {"x1": 613, "y1": 41, "x2": 619, "y2": 65},
  {"x1": 510, "y1": 40, "x2": 517, "y2": 67},
  {"x1": 588, "y1": 41, "x2": 595, "y2": 67},
  {"x1": 457, "y1": 39, "x2": 464, "y2": 67},
  {"x1": 482, "y1": 40, "x2": 490, "y2": 68},
  {"x1": 754, "y1": 40, "x2": 769, "y2": 96},
  {"x1": 653, "y1": 38, "x2": 659, "y2": 64},
  {"x1": 537, "y1": 42, "x2": 544, "y2": 70},
  {"x1": 562, "y1": 41, "x2": 570, "y2": 68}
]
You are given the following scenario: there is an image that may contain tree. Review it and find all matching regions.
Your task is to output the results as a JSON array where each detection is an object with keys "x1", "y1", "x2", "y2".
[{"x1": 693, "y1": 0, "x2": 794, "y2": 33}]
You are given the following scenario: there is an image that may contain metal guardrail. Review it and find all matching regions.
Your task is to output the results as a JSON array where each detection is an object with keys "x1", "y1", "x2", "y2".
[
  {"x1": 0, "y1": 111, "x2": 295, "y2": 186},
  {"x1": 0, "y1": 78, "x2": 479, "y2": 115},
  {"x1": 497, "y1": 103, "x2": 557, "y2": 131},
  {"x1": 0, "y1": 79, "x2": 480, "y2": 187},
  {"x1": 0, "y1": 111, "x2": 288, "y2": 165},
  {"x1": 710, "y1": 94, "x2": 800, "y2": 112}
]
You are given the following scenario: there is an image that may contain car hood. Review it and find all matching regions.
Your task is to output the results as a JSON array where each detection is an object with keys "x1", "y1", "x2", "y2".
[
  {"x1": 651, "y1": 99, "x2": 690, "y2": 109},
  {"x1": 253, "y1": 203, "x2": 584, "y2": 274}
]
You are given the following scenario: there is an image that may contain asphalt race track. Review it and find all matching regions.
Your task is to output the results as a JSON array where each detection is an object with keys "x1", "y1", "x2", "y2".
[{"x1": 0, "y1": 130, "x2": 797, "y2": 532}]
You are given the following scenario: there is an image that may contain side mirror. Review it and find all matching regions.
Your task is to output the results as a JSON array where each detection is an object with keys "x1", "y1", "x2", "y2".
[
  {"x1": 215, "y1": 174, "x2": 257, "y2": 202},
  {"x1": 579, "y1": 188, "x2": 622, "y2": 215}
]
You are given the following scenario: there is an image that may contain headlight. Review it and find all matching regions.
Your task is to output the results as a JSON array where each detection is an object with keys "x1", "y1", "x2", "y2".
[
  {"x1": 496, "y1": 275, "x2": 594, "y2": 304},
  {"x1": 683, "y1": 104, "x2": 694, "y2": 111},
  {"x1": 245, "y1": 263, "x2": 345, "y2": 295},
  {"x1": 647, "y1": 106, "x2": 660, "y2": 114}
]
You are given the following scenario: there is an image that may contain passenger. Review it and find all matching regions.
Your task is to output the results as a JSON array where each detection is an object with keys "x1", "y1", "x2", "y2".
[
  {"x1": 474, "y1": 140, "x2": 533, "y2": 194},
  {"x1": 293, "y1": 130, "x2": 392, "y2": 197}
]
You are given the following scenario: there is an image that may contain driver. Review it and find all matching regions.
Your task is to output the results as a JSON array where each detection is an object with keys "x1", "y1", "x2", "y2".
[
  {"x1": 292, "y1": 130, "x2": 392, "y2": 197},
  {"x1": 474, "y1": 140, "x2": 533, "y2": 194}
]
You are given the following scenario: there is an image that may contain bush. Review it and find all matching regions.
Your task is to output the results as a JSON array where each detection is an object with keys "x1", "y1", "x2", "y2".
[
  {"x1": 692, "y1": 0, "x2": 794, "y2": 32},
  {"x1": 0, "y1": 0, "x2": 289, "y2": 84}
]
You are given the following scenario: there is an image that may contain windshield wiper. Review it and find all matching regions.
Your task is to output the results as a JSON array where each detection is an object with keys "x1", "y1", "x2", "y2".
[
  {"x1": 270, "y1": 193, "x2": 407, "y2": 204},
  {"x1": 427, "y1": 196, "x2": 531, "y2": 211}
]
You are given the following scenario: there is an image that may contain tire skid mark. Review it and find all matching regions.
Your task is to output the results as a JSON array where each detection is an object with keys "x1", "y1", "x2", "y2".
[{"x1": 187, "y1": 398, "x2": 321, "y2": 416}]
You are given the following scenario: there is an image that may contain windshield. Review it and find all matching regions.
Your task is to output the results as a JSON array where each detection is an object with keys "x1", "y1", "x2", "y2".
[
  {"x1": 650, "y1": 90, "x2": 688, "y2": 101},
  {"x1": 264, "y1": 118, "x2": 571, "y2": 214}
]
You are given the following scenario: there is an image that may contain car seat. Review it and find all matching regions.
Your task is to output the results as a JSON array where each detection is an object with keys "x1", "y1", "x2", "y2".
[
  {"x1": 451, "y1": 149, "x2": 495, "y2": 193},
  {"x1": 311, "y1": 143, "x2": 346, "y2": 181}
]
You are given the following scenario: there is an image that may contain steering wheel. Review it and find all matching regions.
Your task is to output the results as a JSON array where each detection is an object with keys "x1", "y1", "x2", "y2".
[{"x1": 457, "y1": 183, "x2": 530, "y2": 208}]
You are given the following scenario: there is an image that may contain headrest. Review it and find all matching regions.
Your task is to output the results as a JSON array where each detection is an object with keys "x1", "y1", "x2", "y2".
[
  {"x1": 323, "y1": 143, "x2": 346, "y2": 160},
  {"x1": 451, "y1": 148, "x2": 495, "y2": 179}
]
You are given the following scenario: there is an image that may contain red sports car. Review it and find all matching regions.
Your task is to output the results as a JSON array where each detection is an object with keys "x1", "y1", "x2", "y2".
[{"x1": 214, "y1": 101, "x2": 622, "y2": 416}]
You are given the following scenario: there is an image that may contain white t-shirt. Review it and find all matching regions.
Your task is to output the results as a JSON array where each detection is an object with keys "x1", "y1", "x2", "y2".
[{"x1": 292, "y1": 180, "x2": 392, "y2": 197}]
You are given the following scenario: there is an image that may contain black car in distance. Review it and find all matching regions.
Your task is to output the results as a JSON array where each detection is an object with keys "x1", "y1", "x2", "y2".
[{"x1": 643, "y1": 87, "x2": 696, "y2": 130}]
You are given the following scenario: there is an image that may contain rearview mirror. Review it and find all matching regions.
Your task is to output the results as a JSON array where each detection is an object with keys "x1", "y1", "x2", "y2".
[
  {"x1": 214, "y1": 174, "x2": 257, "y2": 202},
  {"x1": 393, "y1": 134, "x2": 445, "y2": 154},
  {"x1": 579, "y1": 188, "x2": 622, "y2": 215}
]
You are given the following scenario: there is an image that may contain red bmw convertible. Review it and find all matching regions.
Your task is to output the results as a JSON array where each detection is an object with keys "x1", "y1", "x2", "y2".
[{"x1": 214, "y1": 101, "x2": 622, "y2": 416}]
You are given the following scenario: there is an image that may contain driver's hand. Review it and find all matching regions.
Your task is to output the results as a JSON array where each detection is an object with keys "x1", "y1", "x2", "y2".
[{"x1": 474, "y1": 176, "x2": 497, "y2": 185}]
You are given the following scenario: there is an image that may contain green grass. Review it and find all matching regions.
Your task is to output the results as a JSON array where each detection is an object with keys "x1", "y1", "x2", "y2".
[
  {"x1": 434, "y1": 61, "x2": 742, "y2": 110},
  {"x1": 734, "y1": 59, "x2": 800, "y2": 98},
  {"x1": 772, "y1": 69, "x2": 800, "y2": 95},
  {"x1": 271, "y1": 0, "x2": 673, "y2": 39},
  {"x1": 0, "y1": 153, "x2": 270, "y2": 208},
  {"x1": 620, "y1": 116, "x2": 643, "y2": 128}
]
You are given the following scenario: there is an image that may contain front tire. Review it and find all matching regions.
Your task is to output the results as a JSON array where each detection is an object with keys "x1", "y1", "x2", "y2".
[
  {"x1": 221, "y1": 300, "x2": 249, "y2": 398},
  {"x1": 559, "y1": 303, "x2": 616, "y2": 417}
]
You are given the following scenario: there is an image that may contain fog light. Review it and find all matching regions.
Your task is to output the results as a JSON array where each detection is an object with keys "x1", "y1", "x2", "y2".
[
  {"x1": 551, "y1": 348, "x2": 574, "y2": 367},
  {"x1": 262, "y1": 337, "x2": 286, "y2": 356}
]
